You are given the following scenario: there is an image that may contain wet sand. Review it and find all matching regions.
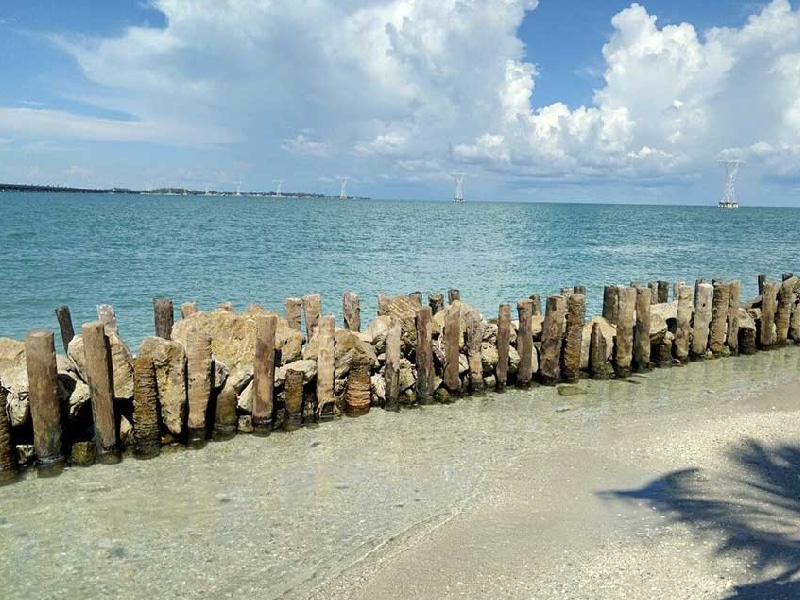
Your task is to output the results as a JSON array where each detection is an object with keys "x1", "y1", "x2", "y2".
[{"x1": 2, "y1": 348, "x2": 800, "y2": 599}]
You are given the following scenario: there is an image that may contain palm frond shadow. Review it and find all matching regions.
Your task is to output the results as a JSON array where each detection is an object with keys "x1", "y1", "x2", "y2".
[{"x1": 603, "y1": 439, "x2": 800, "y2": 599}]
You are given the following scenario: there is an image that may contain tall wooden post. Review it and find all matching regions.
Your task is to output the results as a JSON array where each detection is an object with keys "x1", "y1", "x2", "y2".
[
  {"x1": 760, "y1": 281, "x2": 779, "y2": 349},
  {"x1": 590, "y1": 323, "x2": 612, "y2": 379},
  {"x1": 657, "y1": 281, "x2": 669, "y2": 304},
  {"x1": 614, "y1": 287, "x2": 636, "y2": 377},
  {"x1": 54, "y1": 306, "x2": 75, "y2": 354},
  {"x1": 82, "y1": 321, "x2": 120, "y2": 464},
  {"x1": 132, "y1": 355, "x2": 160, "y2": 459},
  {"x1": 709, "y1": 282, "x2": 731, "y2": 356},
  {"x1": 758, "y1": 274, "x2": 767, "y2": 296},
  {"x1": 0, "y1": 384, "x2": 17, "y2": 485},
  {"x1": 284, "y1": 298, "x2": 302, "y2": 331},
  {"x1": 343, "y1": 292, "x2": 361, "y2": 332},
  {"x1": 344, "y1": 353, "x2": 371, "y2": 416},
  {"x1": 443, "y1": 306, "x2": 461, "y2": 394},
  {"x1": 675, "y1": 284, "x2": 693, "y2": 362},
  {"x1": 302, "y1": 294, "x2": 322, "y2": 341},
  {"x1": 316, "y1": 315, "x2": 335, "y2": 419},
  {"x1": 529, "y1": 294, "x2": 541, "y2": 316},
  {"x1": 465, "y1": 310, "x2": 485, "y2": 392},
  {"x1": 602, "y1": 286, "x2": 619, "y2": 325},
  {"x1": 415, "y1": 308, "x2": 435, "y2": 405},
  {"x1": 153, "y1": 298, "x2": 174, "y2": 340},
  {"x1": 253, "y1": 315, "x2": 277, "y2": 435},
  {"x1": 563, "y1": 294, "x2": 585, "y2": 382},
  {"x1": 448, "y1": 289, "x2": 460, "y2": 304},
  {"x1": 776, "y1": 278, "x2": 795, "y2": 345},
  {"x1": 633, "y1": 287, "x2": 652, "y2": 371},
  {"x1": 428, "y1": 293, "x2": 444, "y2": 316},
  {"x1": 540, "y1": 295, "x2": 567, "y2": 384},
  {"x1": 691, "y1": 282, "x2": 713, "y2": 358},
  {"x1": 284, "y1": 370, "x2": 303, "y2": 431},
  {"x1": 516, "y1": 299, "x2": 534, "y2": 387},
  {"x1": 496, "y1": 304, "x2": 511, "y2": 391},
  {"x1": 25, "y1": 330, "x2": 64, "y2": 476},
  {"x1": 186, "y1": 328, "x2": 213, "y2": 447},
  {"x1": 180, "y1": 301, "x2": 198, "y2": 319},
  {"x1": 385, "y1": 319, "x2": 402, "y2": 411},
  {"x1": 727, "y1": 281, "x2": 741, "y2": 355},
  {"x1": 648, "y1": 282, "x2": 659, "y2": 305}
]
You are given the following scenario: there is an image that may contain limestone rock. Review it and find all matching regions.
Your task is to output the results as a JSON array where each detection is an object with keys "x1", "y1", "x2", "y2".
[
  {"x1": 580, "y1": 317, "x2": 616, "y2": 371},
  {"x1": 398, "y1": 359, "x2": 416, "y2": 393},
  {"x1": 482, "y1": 323, "x2": 498, "y2": 344},
  {"x1": 138, "y1": 337, "x2": 187, "y2": 436},
  {"x1": 227, "y1": 367, "x2": 253, "y2": 394},
  {"x1": 650, "y1": 302, "x2": 677, "y2": 344},
  {"x1": 458, "y1": 353, "x2": 469, "y2": 375},
  {"x1": 238, "y1": 381, "x2": 253, "y2": 413},
  {"x1": 275, "y1": 359, "x2": 318, "y2": 386},
  {"x1": 212, "y1": 358, "x2": 229, "y2": 391},
  {"x1": 334, "y1": 330, "x2": 377, "y2": 379},
  {"x1": 67, "y1": 380, "x2": 91, "y2": 419},
  {"x1": 508, "y1": 346, "x2": 521, "y2": 375},
  {"x1": 376, "y1": 295, "x2": 419, "y2": 351},
  {"x1": 370, "y1": 374, "x2": 386, "y2": 404},
  {"x1": 119, "y1": 415, "x2": 134, "y2": 449},
  {"x1": 739, "y1": 308, "x2": 757, "y2": 332},
  {"x1": 481, "y1": 343, "x2": 499, "y2": 376},
  {"x1": 68, "y1": 333, "x2": 135, "y2": 399},
  {"x1": 366, "y1": 316, "x2": 392, "y2": 354}
]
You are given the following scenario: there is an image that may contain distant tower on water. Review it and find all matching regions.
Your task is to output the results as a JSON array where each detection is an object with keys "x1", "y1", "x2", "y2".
[
  {"x1": 337, "y1": 177, "x2": 350, "y2": 200},
  {"x1": 272, "y1": 179, "x2": 284, "y2": 198},
  {"x1": 452, "y1": 172, "x2": 466, "y2": 203},
  {"x1": 718, "y1": 159, "x2": 744, "y2": 209}
]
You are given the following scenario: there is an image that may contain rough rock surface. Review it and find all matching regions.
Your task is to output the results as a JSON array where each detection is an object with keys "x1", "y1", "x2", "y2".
[
  {"x1": 580, "y1": 317, "x2": 616, "y2": 371},
  {"x1": 480, "y1": 343, "x2": 499, "y2": 376},
  {"x1": 366, "y1": 316, "x2": 392, "y2": 354},
  {"x1": 275, "y1": 360, "x2": 318, "y2": 386},
  {"x1": 370, "y1": 374, "x2": 386, "y2": 404},
  {"x1": 138, "y1": 337, "x2": 187, "y2": 436},
  {"x1": 650, "y1": 302, "x2": 677, "y2": 344},
  {"x1": 68, "y1": 333, "x2": 135, "y2": 399}
]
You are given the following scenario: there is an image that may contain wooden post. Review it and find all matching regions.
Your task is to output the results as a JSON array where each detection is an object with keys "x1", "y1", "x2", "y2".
[
  {"x1": 385, "y1": 319, "x2": 402, "y2": 411},
  {"x1": 132, "y1": 355, "x2": 160, "y2": 459},
  {"x1": 760, "y1": 281, "x2": 779, "y2": 349},
  {"x1": 657, "y1": 281, "x2": 669, "y2": 304},
  {"x1": 343, "y1": 292, "x2": 361, "y2": 332},
  {"x1": 344, "y1": 353, "x2": 371, "y2": 416},
  {"x1": 253, "y1": 315, "x2": 277, "y2": 434},
  {"x1": 443, "y1": 305, "x2": 461, "y2": 394},
  {"x1": 633, "y1": 287, "x2": 652, "y2": 371},
  {"x1": 96, "y1": 304, "x2": 118, "y2": 335},
  {"x1": 648, "y1": 282, "x2": 659, "y2": 305},
  {"x1": 614, "y1": 287, "x2": 636, "y2": 377},
  {"x1": 428, "y1": 293, "x2": 444, "y2": 316},
  {"x1": 516, "y1": 299, "x2": 534, "y2": 387},
  {"x1": 602, "y1": 286, "x2": 619, "y2": 325},
  {"x1": 448, "y1": 289, "x2": 460, "y2": 304},
  {"x1": 186, "y1": 327, "x2": 213, "y2": 447},
  {"x1": 563, "y1": 294, "x2": 585, "y2": 382},
  {"x1": 709, "y1": 282, "x2": 731, "y2": 356},
  {"x1": 82, "y1": 322, "x2": 120, "y2": 464},
  {"x1": 213, "y1": 380, "x2": 238, "y2": 442},
  {"x1": 691, "y1": 282, "x2": 713, "y2": 359},
  {"x1": 675, "y1": 284, "x2": 693, "y2": 362},
  {"x1": 529, "y1": 294, "x2": 541, "y2": 316},
  {"x1": 409, "y1": 292, "x2": 423, "y2": 308},
  {"x1": 776, "y1": 278, "x2": 795, "y2": 345},
  {"x1": 54, "y1": 306, "x2": 75, "y2": 354},
  {"x1": 496, "y1": 304, "x2": 511, "y2": 391},
  {"x1": 180, "y1": 301, "x2": 198, "y2": 319},
  {"x1": 727, "y1": 281, "x2": 741, "y2": 355},
  {"x1": 302, "y1": 294, "x2": 322, "y2": 341},
  {"x1": 590, "y1": 322, "x2": 612, "y2": 380},
  {"x1": 153, "y1": 297, "x2": 174, "y2": 340},
  {"x1": 0, "y1": 383, "x2": 17, "y2": 485},
  {"x1": 25, "y1": 330, "x2": 65, "y2": 476},
  {"x1": 758, "y1": 274, "x2": 767, "y2": 296},
  {"x1": 284, "y1": 298, "x2": 302, "y2": 331},
  {"x1": 284, "y1": 369, "x2": 303, "y2": 431},
  {"x1": 540, "y1": 295, "x2": 567, "y2": 384},
  {"x1": 465, "y1": 310, "x2": 485, "y2": 392},
  {"x1": 316, "y1": 315, "x2": 335, "y2": 419},
  {"x1": 740, "y1": 328, "x2": 758, "y2": 355},
  {"x1": 573, "y1": 285, "x2": 586, "y2": 296},
  {"x1": 415, "y1": 308, "x2": 435, "y2": 405}
]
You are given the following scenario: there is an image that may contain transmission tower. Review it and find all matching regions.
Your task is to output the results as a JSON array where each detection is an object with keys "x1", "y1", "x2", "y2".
[
  {"x1": 272, "y1": 179, "x2": 284, "y2": 198},
  {"x1": 452, "y1": 172, "x2": 466, "y2": 203},
  {"x1": 337, "y1": 176, "x2": 350, "y2": 200},
  {"x1": 718, "y1": 159, "x2": 744, "y2": 209}
]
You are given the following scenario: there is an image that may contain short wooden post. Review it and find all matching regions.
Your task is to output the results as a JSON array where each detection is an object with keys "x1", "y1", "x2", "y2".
[
  {"x1": 709, "y1": 282, "x2": 731, "y2": 356},
  {"x1": 776, "y1": 278, "x2": 795, "y2": 345},
  {"x1": 186, "y1": 328, "x2": 213, "y2": 447},
  {"x1": 344, "y1": 354, "x2": 371, "y2": 416},
  {"x1": 153, "y1": 298, "x2": 174, "y2": 340},
  {"x1": 25, "y1": 330, "x2": 65, "y2": 476},
  {"x1": 740, "y1": 328, "x2": 758, "y2": 355},
  {"x1": 213, "y1": 381, "x2": 238, "y2": 442},
  {"x1": 648, "y1": 282, "x2": 659, "y2": 305},
  {"x1": 573, "y1": 285, "x2": 586, "y2": 296},
  {"x1": 758, "y1": 274, "x2": 767, "y2": 296},
  {"x1": 562, "y1": 294, "x2": 585, "y2": 382},
  {"x1": 54, "y1": 306, "x2": 75, "y2": 354},
  {"x1": 97, "y1": 303, "x2": 118, "y2": 335},
  {"x1": 385, "y1": 319, "x2": 402, "y2": 411},
  {"x1": 409, "y1": 292, "x2": 423, "y2": 308},
  {"x1": 443, "y1": 306, "x2": 461, "y2": 394},
  {"x1": 614, "y1": 287, "x2": 636, "y2": 377},
  {"x1": 727, "y1": 281, "x2": 741, "y2": 355},
  {"x1": 602, "y1": 285, "x2": 619, "y2": 325},
  {"x1": 496, "y1": 304, "x2": 511, "y2": 391},
  {"x1": 633, "y1": 287, "x2": 652, "y2": 371},
  {"x1": 760, "y1": 281, "x2": 779, "y2": 349},
  {"x1": 540, "y1": 295, "x2": 567, "y2": 384},
  {"x1": 428, "y1": 293, "x2": 444, "y2": 316},
  {"x1": 448, "y1": 289, "x2": 460, "y2": 304},
  {"x1": 180, "y1": 301, "x2": 198, "y2": 319},
  {"x1": 590, "y1": 322, "x2": 612, "y2": 379},
  {"x1": 302, "y1": 294, "x2": 322, "y2": 340},
  {"x1": 316, "y1": 315, "x2": 335, "y2": 419},
  {"x1": 415, "y1": 308, "x2": 435, "y2": 405},
  {"x1": 284, "y1": 298, "x2": 302, "y2": 331},
  {"x1": 657, "y1": 281, "x2": 669, "y2": 304},
  {"x1": 529, "y1": 294, "x2": 541, "y2": 316},
  {"x1": 284, "y1": 369, "x2": 303, "y2": 431},
  {"x1": 343, "y1": 292, "x2": 361, "y2": 332},
  {"x1": 82, "y1": 322, "x2": 120, "y2": 464},
  {"x1": 675, "y1": 284, "x2": 693, "y2": 362},
  {"x1": 253, "y1": 315, "x2": 277, "y2": 434},
  {"x1": 0, "y1": 383, "x2": 17, "y2": 485},
  {"x1": 691, "y1": 282, "x2": 713, "y2": 359},
  {"x1": 132, "y1": 355, "x2": 160, "y2": 459},
  {"x1": 465, "y1": 310, "x2": 485, "y2": 392},
  {"x1": 516, "y1": 299, "x2": 534, "y2": 387}
]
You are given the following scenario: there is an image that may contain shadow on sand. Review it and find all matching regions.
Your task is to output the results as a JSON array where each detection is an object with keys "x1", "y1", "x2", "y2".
[{"x1": 604, "y1": 440, "x2": 800, "y2": 599}]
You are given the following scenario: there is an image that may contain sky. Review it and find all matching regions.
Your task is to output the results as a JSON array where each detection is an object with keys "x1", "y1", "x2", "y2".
[{"x1": 1, "y1": 0, "x2": 799, "y2": 205}]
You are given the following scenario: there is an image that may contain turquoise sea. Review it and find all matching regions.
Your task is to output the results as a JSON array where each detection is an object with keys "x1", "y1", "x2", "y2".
[{"x1": 1, "y1": 192, "x2": 797, "y2": 350}]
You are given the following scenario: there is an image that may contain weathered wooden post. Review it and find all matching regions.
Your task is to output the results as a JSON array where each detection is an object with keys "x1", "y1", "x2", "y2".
[
  {"x1": 727, "y1": 281, "x2": 741, "y2": 355},
  {"x1": 302, "y1": 294, "x2": 322, "y2": 341},
  {"x1": 428, "y1": 293, "x2": 444, "y2": 316},
  {"x1": 496, "y1": 304, "x2": 511, "y2": 391},
  {"x1": 760, "y1": 281, "x2": 779, "y2": 349},
  {"x1": 316, "y1": 315, "x2": 335, "y2": 420},
  {"x1": 186, "y1": 327, "x2": 213, "y2": 447},
  {"x1": 385, "y1": 319, "x2": 402, "y2": 411},
  {"x1": 675, "y1": 284, "x2": 693, "y2": 362},
  {"x1": 284, "y1": 298, "x2": 302, "y2": 331},
  {"x1": 153, "y1": 297, "x2": 174, "y2": 340},
  {"x1": 343, "y1": 292, "x2": 361, "y2": 332},
  {"x1": 563, "y1": 294, "x2": 585, "y2": 382},
  {"x1": 590, "y1": 322, "x2": 612, "y2": 379},
  {"x1": 633, "y1": 287, "x2": 652, "y2": 371},
  {"x1": 648, "y1": 282, "x2": 659, "y2": 305},
  {"x1": 82, "y1": 322, "x2": 120, "y2": 464},
  {"x1": 573, "y1": 285, "x2": 586, "y2": 296},
  {"x1": 540, "y1": 295, "x2": 567, "y2": 384},
  {"x1": 776, "y1": 277, "x2": 796, "y2": 345},
  {"x1": 415, "y1": 308, "x2": 435, "y2": 405},
  {"x1": 691, "y1": 282, "x2": 713, "y2": 359},
  {"x1": 516, "y1": 299, "x2": 534, "y2": 387},
  {"x1": 465, "y1": 310, "x2": 485, "y2": 392},
  {"x1": 253, "y1": 315, "x2": 277, "y2": 434},
  {"x1": 284, "y1": 369, "x2": 303, "y2": 431},
  {"x1": 614, "y1": 287, "x2": 636, "y2": 377},
  {"x1": 709, "y1": 282, "x2": 731, "y2": 356},
  {"x1": 409, "y1": 292, "x2": 423, "y2": 308},
  {"x1": 97, "y1": 304, "x2": 118, "y2": 335},
  {"x1": 180, "y1": 301, "x2": 198, "y2": 319},
  {"x1": 443, "y1": 305, "x2": 462, "y2": 394},
  {"x1": 529, "y1": 294, "x2": 541, "y2": 316},
  {"x1": 448, "y1": 289, "x2": 460, "y2": 304},
  {"x1": 132, "y1": 355, "x2": 160, "y2": 459},
  {"x1": 657, "y1": 281, "x2": 669, "y2": 304},
  {"x1": 602, "y1": 285, "x2": 619, "y2": 325},
  {"x1": 344, "y1": 351, "x2": 371, "y2": 416},
  {"x1": 54, "y1": 306, "x2": 75, "y2": 354},
  {"x1": 0, "y1": 383, "x2": 17, "y2": 485},
  {"x1": 25, "y1": 330, "x2": 64, "y2": 476},
  {"x1": 758, "y1": 274, "x2": 767, "y2": 296},
  {"x1": 213, "y1": 380, "x2": 238, "y2": 441}
]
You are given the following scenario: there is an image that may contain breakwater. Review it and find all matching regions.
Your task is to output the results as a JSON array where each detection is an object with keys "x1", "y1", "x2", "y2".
[{"x1": 1, "y1": 273, "x2": 799, "y2": 484}]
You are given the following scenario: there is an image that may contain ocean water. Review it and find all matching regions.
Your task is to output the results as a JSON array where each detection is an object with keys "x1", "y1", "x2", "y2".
[{"x1": 1, "y1": 192, "x2": 798, "y2": 350}]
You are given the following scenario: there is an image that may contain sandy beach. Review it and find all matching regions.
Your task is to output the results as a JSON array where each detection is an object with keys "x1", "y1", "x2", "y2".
[{"x1": 2, "y1": 347, "x2": 799, "y2": 600}]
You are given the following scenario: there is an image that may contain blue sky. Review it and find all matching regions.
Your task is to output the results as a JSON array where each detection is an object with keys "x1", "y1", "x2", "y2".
[{"x1": 1, "y1": 1, "x2": 799, "y2": 204}]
